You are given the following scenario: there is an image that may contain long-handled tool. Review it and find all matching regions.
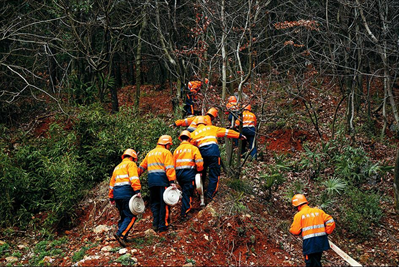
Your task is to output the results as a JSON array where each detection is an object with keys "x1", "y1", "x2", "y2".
[{"x1": 329, "y1": 241, "x2": 362, "y2": 266}]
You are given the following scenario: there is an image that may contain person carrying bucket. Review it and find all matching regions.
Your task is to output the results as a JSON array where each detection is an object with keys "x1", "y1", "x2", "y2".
[
  {"x1": 108, "y1": 149, "x2": 142, "y2": 247},
  {"x1": 138, "y1": 135, "x2": 177, "y2": 233}
]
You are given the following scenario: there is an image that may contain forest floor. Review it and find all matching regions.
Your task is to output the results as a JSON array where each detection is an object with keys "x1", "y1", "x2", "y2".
[{"x1": 1, "y1": 83, "x2": 399, "y2": 266}]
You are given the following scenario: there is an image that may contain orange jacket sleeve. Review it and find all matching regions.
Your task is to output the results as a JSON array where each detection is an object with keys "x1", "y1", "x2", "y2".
[
  {"x1": 138, "y1": 155, "x2": 148, "y2": 176},
  {"x1": 175, "y1": 117, "x2": 195, "y2": 127},
  {"x1": 216, "y1": 127, "x2": 240, "y2": 139},
  {"x1": 108, "y1": 171, "x2": 117, "y2": 199},
  {"x1": 323, "y1": 211, "x2": 336, "y2": 234},
  {"x1": 164, "y1": 151, "x2": 177, "y2": 183},
  {"x1": 128, "y1": 161, "x2": 141, "y2": 192},
  {"x1": 289, "y1": 213, "x2": 302, "y2": 236}
]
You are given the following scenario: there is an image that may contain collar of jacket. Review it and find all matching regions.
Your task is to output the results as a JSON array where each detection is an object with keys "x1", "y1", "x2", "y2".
[{"x1": 298, "y1": 203, "x2": 309, "y2": 211}]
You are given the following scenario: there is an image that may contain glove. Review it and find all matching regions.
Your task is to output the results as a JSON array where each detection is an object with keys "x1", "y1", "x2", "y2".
[
  {"x1": 136, "y1": 192, "x2": 142, "y2": 198},
  {"x1": 110, "y1": 200, "x2": 115, "y2": 206},
  {"x1": 240, "y1": 134, "x2": 247, "y2": 140},
  {"x1": 170, "y1": 183, "x2": 177, "y2": 189}
]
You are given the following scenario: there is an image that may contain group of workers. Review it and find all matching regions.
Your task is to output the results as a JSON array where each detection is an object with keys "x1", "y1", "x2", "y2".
[
  {"x1": 108, "y1": 79, "x2": 336, "y2": 267},
  {"x1": 108, "y1": 105, "x2": 246, "y2": 247}
]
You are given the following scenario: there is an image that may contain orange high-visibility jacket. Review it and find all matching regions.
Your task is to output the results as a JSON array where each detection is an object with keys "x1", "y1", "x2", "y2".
[
  {"x1": 188, "y1": 80, "x2": 202, "y2": 92},
  {"x1": 173, "y1": 141, "x2": 204, "y2": 174},
  {"x1": 138, "y1": 145, "x2": 176, "y2": 188},
  {"x1": 191, "y1": 124, "x2": 240, "y2": 157},
  {"x1": 108, "y1": 158, "x2": 141, "y2": 200},
  {"x1": 289, "y1": 204, "x2": 335, "y2": 255},
  {"x1": 175, "y1": 115, "x2": 212, "y2": 132},
  {"x1": 235, "y1": 110, "x2": 257, "y2": 128}
]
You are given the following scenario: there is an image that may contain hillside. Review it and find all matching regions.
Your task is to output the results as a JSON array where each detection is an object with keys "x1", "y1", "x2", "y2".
[{"x1": 1, "y1": 84, "x2": 399, "y2": 266}]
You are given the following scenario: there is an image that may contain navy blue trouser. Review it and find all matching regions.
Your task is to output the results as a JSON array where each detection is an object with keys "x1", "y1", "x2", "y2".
[
  {"x1": 149, "y1": 186, "x2": 170, "y2": 231},
  {"x1": 115, "y1": 198, "x2": 137, "y2": 238},
  {"x1": 178, "y1": 180, "x2": 195, "y2": 216},
  {"x1": 202, "y1": 156, "x2": 220, "y2": 199},
  {"x1": 242, "y1": 127, "x2": 257, "y2": 159}
]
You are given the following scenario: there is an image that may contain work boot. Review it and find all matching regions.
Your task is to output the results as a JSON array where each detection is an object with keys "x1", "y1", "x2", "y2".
[{"x1": 114, "y1": 233, "x2": 127, "y2": 247}]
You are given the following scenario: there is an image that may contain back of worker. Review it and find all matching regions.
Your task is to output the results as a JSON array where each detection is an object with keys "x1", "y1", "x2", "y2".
[
  {"x1": 191, "y1": 116, "x2": 244, "y2": 202},
  {"x1": 289, "y1": 194, "x2": 335, "y2": 266},
  {"x1": 173, "y1": 131, "x2": 204, "y2": 219},
  {"x1": 138, "y1": 135, "x2": 176, "y2": 233},
  {"x1": 235, "y1": 105, "x2": 257, "y2": 159}
]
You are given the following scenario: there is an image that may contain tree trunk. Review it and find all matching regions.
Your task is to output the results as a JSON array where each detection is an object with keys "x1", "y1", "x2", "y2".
[
  {"x1": 394, "y1": 149, "x2": 399, "y2": 212},
  {"x1": 135, "y1": 1, "x2": 149, "y2": 110}
]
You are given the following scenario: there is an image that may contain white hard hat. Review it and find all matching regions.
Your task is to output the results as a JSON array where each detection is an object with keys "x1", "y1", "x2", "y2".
[
  {"x1": 129, "y1": 195, "x2": 145, "y2": 215},
  {"x1": 163, "y1": 187, "x2": 182, "y2": 206}
]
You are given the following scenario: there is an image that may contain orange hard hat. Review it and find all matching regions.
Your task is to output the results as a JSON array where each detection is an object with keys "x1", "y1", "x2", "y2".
[
  {"x1": 228, "y1": 96, "x2": 237, "y2": 103},
  {"x1": 158, "y1": 135, "x2": 173, "y2": 146},
  {"x1": 206, "y1": 107, "x2": 218, "y2": 118},
  {"x1": 292, "y1": 194, "x2": 308, "y2": 207},
  {"x1": 178, "y1": 130, "x2": 191, "y2": 141},
  {"x1": 244, "y1": 104, "x2": 251, "y2": 111},
  {"x1": 122, "y1": 149, "x2": 138, "y2": 160}
]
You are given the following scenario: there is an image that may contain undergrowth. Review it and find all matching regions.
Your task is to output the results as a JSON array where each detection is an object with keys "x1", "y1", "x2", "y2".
[{"x1": 0, "y1": 104, "x2": 174, "y2": 231}]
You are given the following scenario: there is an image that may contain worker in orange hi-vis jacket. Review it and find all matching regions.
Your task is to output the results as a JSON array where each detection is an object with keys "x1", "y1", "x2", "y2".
[
  {"x1": 173, "y1": 107, "x2": 218, "y2": 132},
  {"x1": 191, "y1": 116, "x2": 246, "y2": 204},
  {"x1": 138, "y1": 135, "x2": 177, "y2": 233},
  {"x1": 289, "y1": 194, "x2": 336, "y2": 267},
  {"x1": 225, "y1": 95, "x2": 240, "y2": 126},
  {"x1": 173, "y1": 130, "x2": 204, "y2": 220},
  {"x1": 184, "y1": 78, "x2": 209, "y2": 116},
  {"x1": 235, "y1": 104, "x2": 257, "y2": 159},
  {"x1": 108, "y1": 149, "x2": 142, "y2": 247}
]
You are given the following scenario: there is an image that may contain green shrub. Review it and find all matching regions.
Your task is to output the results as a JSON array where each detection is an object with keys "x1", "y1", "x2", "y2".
[
  {"x1": 0, "y1": 104, "x2": 177, "y2": 230},
  {"x1": 340, "y1": 187, "x2": 383, "y2": 238}
]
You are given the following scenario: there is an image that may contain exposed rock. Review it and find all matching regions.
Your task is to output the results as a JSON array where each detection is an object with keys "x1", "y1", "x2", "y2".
[
  {"x1": 5, "y1": 256, "x2": 18, "y2": 263},
  {"x1": 119, "y1": 248, "x2": 128, "y2": 254},
  {"x1": 198, "y1": 206, "x2": 216, "y2": 218},
  {"x1": 101, "y1": 245, "x2": 113, "y2": 252},
  {"x1": 144, "y1": 229, "x2": 157, "y2": 237},
  {"x1": 93, "y1": 225, "x2": 110, "y2": 234}
]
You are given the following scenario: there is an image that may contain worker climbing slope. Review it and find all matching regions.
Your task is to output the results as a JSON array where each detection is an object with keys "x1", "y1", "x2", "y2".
[
  {"x1": 138, "y1": 135, "x2": 177, "y2": 233},
  {"x1": 190, "y1": 115, "x2": 246, "y2": 203},
  {"x1": 173, "y1": 107, "x2": 218, "y2": 132},
  {"x1": 108, "y1": 149, "x2": 142, "y2": 247},
  {"x1": 235, "y1": 104, "x2": 257, "y2": 159},
  {"x1": 184, "y1": 78, "x2": 208, "y2": 116},
  {"x1": 173, "y1": 130, "x2": 204, "y2": 220}
]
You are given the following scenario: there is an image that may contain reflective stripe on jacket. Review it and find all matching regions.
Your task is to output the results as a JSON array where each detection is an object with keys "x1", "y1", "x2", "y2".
[
  {"x1": 235, "y1": 110, "x2": 257, "y2": 128},
  {"x1": 173, "y1": 141, "x2": 204, "y2": 181},
  {"x1": 108, "y1": 158, "x2": 141, "y2": 200},
  {"x1": 175, "y1": 115, "x2": 212, "y2": 132},
  {"x1": 289, "y1": 204, "x2": 335, "y2": 255},
  {"x1": 138, "y1": 145, "x2": 176, "y2": 188},
  {"x1": 191, "y1": 124, "x2": 240, "y2": 157}
]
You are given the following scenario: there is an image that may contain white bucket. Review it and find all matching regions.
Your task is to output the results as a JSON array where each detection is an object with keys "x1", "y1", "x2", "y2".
[
  {"x1": 129, "y1": 195, "x2": 145, "y2": 215},
  {"x1": 195, "y1": 173, "x2": 203, "y2": 194},
  {"x1": 163, "y1": 187, "x2": 182, "y2": 206}
]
